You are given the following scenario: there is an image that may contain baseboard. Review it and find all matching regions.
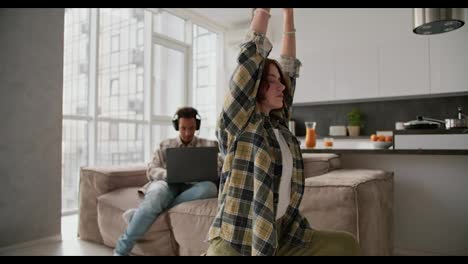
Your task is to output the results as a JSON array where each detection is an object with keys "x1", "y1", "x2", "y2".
[{"x1": 0, "y1": 235, "x2": 62, "y2": 253}]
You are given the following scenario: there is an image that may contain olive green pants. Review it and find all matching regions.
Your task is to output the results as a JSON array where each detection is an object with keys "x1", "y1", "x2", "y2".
[{"x1": 206, "y1": 230, "x2": 360, "y2": 256}]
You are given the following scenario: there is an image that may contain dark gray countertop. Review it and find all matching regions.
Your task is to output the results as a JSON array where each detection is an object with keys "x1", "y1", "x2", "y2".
[
  {"x1": 394, "y1": 128, "x2": 468, "y2": 135},
  {"x1": 301, "y1": 148, "x2": 468, "y2": 155}
]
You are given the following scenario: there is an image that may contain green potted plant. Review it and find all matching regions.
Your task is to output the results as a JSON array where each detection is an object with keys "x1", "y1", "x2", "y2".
[{"x1": 347, "y1": 108, "x2": 363, "y2": 137}]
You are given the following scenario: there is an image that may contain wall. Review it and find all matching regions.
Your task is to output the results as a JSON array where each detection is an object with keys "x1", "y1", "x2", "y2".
[
  {"x1": 291, "y1": 94, "x2": 468, "y2": 137},
  {"x1": 341, "y1": 154, "x2": 468, "y2": 255},
  {"x1": 0, "y1": 8, "x2": 64, "y2": 247},
  {"x1": 289, "y1": 8, "x2": 468, "y2": 104}
]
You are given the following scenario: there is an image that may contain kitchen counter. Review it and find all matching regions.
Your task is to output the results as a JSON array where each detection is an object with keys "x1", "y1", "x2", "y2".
[
  {"x1": 301, "y1": 148, "x2": 468, "y2": 155},
  {"x1": 394, "y1": 128, "x2": 468, "y2": 135},
  {"x1": 393, "y1": 128, "x2": 468, "y2": 150},
  {"x1": 297, "y1": 134, "x2": 468, "y2": 155}
]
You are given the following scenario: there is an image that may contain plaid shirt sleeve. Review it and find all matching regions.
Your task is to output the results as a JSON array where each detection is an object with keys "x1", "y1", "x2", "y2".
[
  {"x1": 216, "y1": 30, "x2": 272, "y2": 201},
  {"x1": 280, "y1": 55, "x2": 301, "y2": 79},
  {"x1": 219, "y1": 30, "x2": 272, "y2": 138},
  {"x1": 280, "y1": 55, "x2": 301, "y2": 110}
]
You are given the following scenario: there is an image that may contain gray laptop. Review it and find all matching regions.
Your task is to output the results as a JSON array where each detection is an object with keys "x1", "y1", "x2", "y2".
[{"x1": 166, "y1": 147, "x2": 218, "y2": 184}]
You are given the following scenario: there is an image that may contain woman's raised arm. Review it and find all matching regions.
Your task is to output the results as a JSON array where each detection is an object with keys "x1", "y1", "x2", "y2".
[
  {"x1": 217, "y1": 8, "x2": 273, "y2": 138},
  {"x1": 281, "y1": 8, "x2": 296, "y2": 58}
]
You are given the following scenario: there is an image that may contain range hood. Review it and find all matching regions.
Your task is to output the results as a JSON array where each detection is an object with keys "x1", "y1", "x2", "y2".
[{"x1": 413, "y1": 8, "x2": 465, "y2": 35}]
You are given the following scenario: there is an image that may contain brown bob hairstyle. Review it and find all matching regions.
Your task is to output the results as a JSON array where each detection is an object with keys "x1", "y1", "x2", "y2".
[{"x1": 256, "y1": 59, "x2": 291, "y2": 105}]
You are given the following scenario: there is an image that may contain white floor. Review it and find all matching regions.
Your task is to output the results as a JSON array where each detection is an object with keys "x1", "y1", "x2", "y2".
[{"x1": 0, "y1": 214, "x2": 114, "y2": 256}]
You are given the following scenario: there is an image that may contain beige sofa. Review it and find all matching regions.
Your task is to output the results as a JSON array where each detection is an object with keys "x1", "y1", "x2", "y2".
[{"x1": 78, "y1": 154, "x2": 393, "y2": 256}]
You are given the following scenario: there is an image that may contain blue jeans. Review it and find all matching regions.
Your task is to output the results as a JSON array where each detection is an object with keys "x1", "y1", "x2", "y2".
[{"x1": 114, "y1": 180, "x2": 217, "y2": 255}]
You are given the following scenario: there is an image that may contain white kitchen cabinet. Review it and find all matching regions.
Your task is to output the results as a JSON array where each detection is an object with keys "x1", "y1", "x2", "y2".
[
  {"x1": 249, "y1": 8, "x2": 468, "y2": 106},
  {"x1": 371, "y1": 8, "x2": 431, "y2": 98},
  {"x1": 429, "y1": 23, "x2": 468, "y2": 94},
  {"x1": 295, "y1": 49, "x2": 335, "y2": 103},
  {"x1": 335, "y1": 45, "x2": 379, "y2": 101},
  {"x1": 293, "y1": 8, "x2": 384, "y2": 103},
  {"x1": 378, "y1": 35, "x2": 430, "y2": 97},
  {"x1": 293, "y1": 9, "x2": 340, "y2": 103}
]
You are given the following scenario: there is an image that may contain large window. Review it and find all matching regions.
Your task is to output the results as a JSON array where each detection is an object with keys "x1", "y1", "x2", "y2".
[
  {"x1": 192, "y1": 24, "x2": 218, "y2": 139},
  {"x1": 96, "y1": 8, "x2": 147, "y2": 168},
  {"x1": 62, "y1": 8, "x2": 221, "y2": 214},
  {"x1": 62, "y1": 8, "x2": 91, "y2": 214}
]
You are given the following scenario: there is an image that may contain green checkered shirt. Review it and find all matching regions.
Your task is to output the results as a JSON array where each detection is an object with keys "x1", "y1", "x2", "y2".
[{"x1": 208, "y1": 30, "x2": 314, "y2": 256}]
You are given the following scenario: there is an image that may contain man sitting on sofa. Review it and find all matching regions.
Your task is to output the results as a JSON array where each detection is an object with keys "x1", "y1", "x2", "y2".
[{"x1": 114, "y1": 106, "x2": 221, "y2": 256}]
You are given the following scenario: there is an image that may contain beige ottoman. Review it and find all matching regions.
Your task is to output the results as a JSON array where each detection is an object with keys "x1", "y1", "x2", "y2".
[{"x1": 300, "y1": 168, "x2": 394, "y2": 256}]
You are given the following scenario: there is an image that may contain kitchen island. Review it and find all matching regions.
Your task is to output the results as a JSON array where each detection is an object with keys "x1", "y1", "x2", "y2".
[{"x1": 301, "y1": 145, "x2": 468, "y2": 255}]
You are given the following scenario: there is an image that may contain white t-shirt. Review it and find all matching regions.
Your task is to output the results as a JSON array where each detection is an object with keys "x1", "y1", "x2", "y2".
[{"x1": 273, "y1": 129, "x2": 293, "y2": 220}]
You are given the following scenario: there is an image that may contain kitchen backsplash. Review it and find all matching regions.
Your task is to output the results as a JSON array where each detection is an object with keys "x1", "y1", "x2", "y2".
[{"x1": 291, "y1": 94, "x2": 468, "y2": 137}]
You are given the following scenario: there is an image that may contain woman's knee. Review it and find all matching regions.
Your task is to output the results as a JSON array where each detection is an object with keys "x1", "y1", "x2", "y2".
[
  {"x1": 311, "y1": 230, "x2": 360, "y2": 256},
  {"x1": 328, "y1": 231, "x2": 360, "y2": 256},
  {"x1": 206, "y1": 237, "x2": 240, "y2": 256},
  {"x1": 341, "y1": 232, "x2": 360, "y2": 256}
]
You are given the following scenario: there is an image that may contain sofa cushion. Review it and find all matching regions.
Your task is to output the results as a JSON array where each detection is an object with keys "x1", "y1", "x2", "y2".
[
  {"x1": 302, "y1": 153, "x2": 341, "y2": 178},
  {"x1": 97, "y1": 187, "x2": 177, "y2": 255},
  {"x1": 168, "y1": 198, "x2": 218, "y2": 256}
]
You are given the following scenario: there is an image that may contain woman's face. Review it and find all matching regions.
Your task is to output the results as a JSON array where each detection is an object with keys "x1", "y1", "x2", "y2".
[{"x1": 260, "y1": 64, "x2": 286, "y2": 113}]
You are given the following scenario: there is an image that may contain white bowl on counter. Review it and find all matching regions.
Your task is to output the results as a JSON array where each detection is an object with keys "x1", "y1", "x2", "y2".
[{"x1": 371, "y1": 141, "x2": 393, "y2": 149}]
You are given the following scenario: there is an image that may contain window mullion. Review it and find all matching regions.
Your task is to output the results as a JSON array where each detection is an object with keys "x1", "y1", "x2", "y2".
[
  {"x1": 216, "y1": 32, "x2": 224, "y2": 118},
  {"x1": 185, "y1": 16, "x2": 193, "y2": 46},
  {"x1": 88, "y1": 8, "x2": 99, "y2": 166},
  {"x1": 186, "y1": 20, "x2": 193, "y2": 107},
  {"x1": 144, "y1": 10, "x2": 153, "y2": 161},
  {"x1": 186, "y1": 44, "x2": 192, "y2": 108}
]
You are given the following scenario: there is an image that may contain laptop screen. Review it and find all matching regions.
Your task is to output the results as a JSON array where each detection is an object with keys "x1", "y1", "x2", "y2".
[{"x1": 166, "y1": 147, "x2": 218, "y2": 184}]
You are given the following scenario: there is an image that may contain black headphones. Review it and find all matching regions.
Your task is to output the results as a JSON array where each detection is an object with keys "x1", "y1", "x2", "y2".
[{"x1": 172, "y1": 107, "x2": 201, "y2": 131}]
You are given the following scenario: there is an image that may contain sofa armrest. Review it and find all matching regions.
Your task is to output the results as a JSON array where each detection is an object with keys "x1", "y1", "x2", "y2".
[{"x1": 78, "y1": 164, "x2": 147, "y2": 243}]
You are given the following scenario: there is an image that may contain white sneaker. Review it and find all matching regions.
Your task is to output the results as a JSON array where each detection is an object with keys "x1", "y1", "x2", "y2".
[{"x1": 122, "y1": 208, "x2": 136, "y2": 224}]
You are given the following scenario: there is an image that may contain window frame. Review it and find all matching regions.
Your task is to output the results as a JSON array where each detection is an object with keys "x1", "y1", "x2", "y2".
[{"x1": 62, "y1": 8, "x2": 224, "y2": 215}]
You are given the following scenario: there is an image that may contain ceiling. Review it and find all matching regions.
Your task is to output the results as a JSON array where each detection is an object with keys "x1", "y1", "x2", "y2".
[
  {"x1": 188, "y1": 8, "x2": 283, "y2": 30},
  {"x1": 188, "y1": 8, "x2": 250, "y2": 29}
]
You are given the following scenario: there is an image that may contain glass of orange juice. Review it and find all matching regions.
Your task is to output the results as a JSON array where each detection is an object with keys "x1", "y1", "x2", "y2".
[
  {"x1": 324, "y1": 137, "x2": 334, "y2": 148},
  {"x1": 305, "y1": 122, "x2": 316, "y2": 148}
]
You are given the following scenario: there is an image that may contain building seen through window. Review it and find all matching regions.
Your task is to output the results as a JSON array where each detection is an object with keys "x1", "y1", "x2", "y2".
[{"x1": 62, "y1": 8, "x2": 221, "y2": 214}]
